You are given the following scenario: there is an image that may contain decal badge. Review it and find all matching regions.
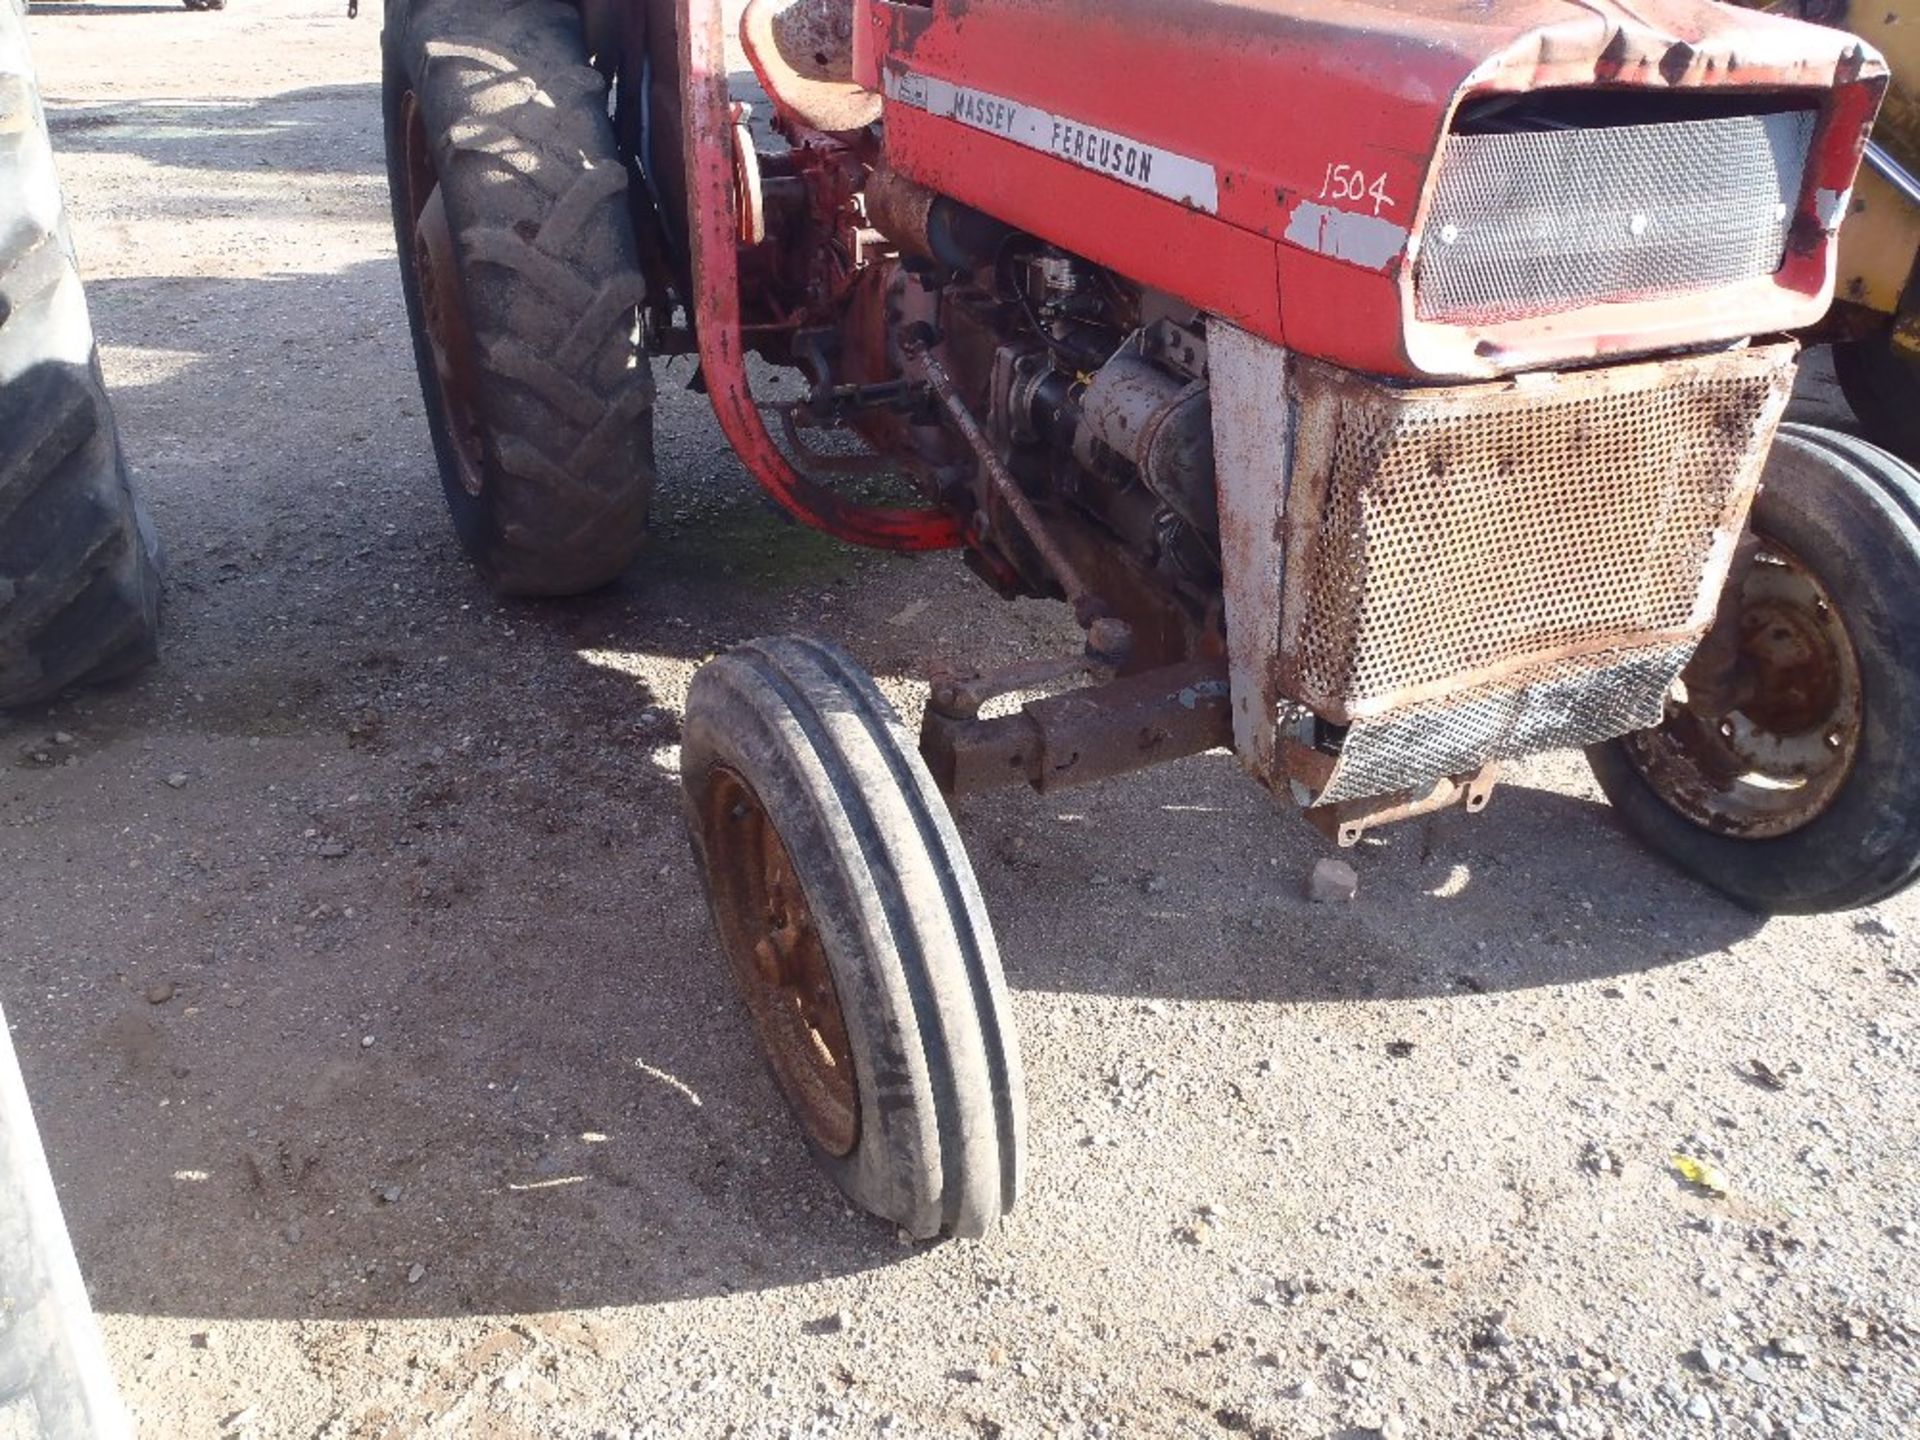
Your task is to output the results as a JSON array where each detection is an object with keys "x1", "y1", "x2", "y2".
[{"x1": 885, "y1": 68, "x2": 1220, "y2": 215}]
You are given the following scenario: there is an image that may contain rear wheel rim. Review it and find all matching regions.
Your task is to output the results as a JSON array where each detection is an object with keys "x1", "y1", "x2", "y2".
[
  {"x1": 399, "y1": 90, "x2": 487, "y2": 498},
  {"x1": 1623, "y1": 533, "x2": 1863, "y2": 839},
  {"x1": 699, "y1": 766, "x2": 860, "y2": 1157}
]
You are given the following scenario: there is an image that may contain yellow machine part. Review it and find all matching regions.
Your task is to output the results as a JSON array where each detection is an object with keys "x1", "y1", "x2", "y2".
[
  {"x1": 1839, "y1": 166, "x2": 1920, "y2": 317},
  {"x1": 1746, "y1": 2, "x2": 1920, "y2": 322}
]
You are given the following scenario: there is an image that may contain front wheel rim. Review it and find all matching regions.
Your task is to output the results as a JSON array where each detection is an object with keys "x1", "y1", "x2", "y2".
[
  {"x1": 698, "y1": 766, "x2": 860, "y2": 1157},
  {"x1": 1623, "y1": 533, "x2": 1863, "y2": 839}
]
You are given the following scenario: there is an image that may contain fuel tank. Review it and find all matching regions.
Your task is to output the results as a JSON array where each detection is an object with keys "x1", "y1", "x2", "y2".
[{"x1": 858, "y1": 0, "x2": 1887, "y2": 378}]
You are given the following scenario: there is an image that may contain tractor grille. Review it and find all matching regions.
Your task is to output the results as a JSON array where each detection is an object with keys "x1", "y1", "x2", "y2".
[
  {"x1": 1414, "y1": 111, "x2": 1815, "y2": 323},
  {"x1": 1279, "y1": 345, "x2": 1797, "y2": 805}
]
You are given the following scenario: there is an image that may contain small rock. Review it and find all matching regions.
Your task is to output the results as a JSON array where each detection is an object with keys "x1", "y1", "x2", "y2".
[
  {"x1": 1686, "y1": 1394, "x2": 1713, "y2": 1421},
  {"x1": 379, "y1": 1185, "x2": 402, "y2": 1205},
  {"x1": 51, "y1": 732, "x2": 74, "y2": 745},
  {"x1": 406, "y1": 1263, "x2": 425, "y2": 1285},
  {"x1": 164, "y1": 772, "x2": 189, "y2": 789},
  {"x1": 318, "y1": 837, "x2": 351, "y2": 859},
  {"x1": 1287, "y1": 1378, "x2": 1318, "y2": 1400},
  {"x1": 1772, "y1": 1335, "x2": 1813, "y2": 1362},
  {"x1": 360, "y1": 1034, "x2": 375, "y2": 1049},
  {"x1": 804, "y1": 1310, "x2": 849, "y2": 1336},
  {"x1": 145, "y1": 981, "x2": 176, "y2": 1005},
  {"x1": 1694, "y1": 1343, "x2": 1725, "y2": 1374},
  {"x1": 1381, "y1": 1418, "x2": 1409, "y2": 1440},
  {"x1": 1308, "y1": 857, "x2": 1359, "y2": 904},
  {"x1": 1141, "y1": 872, "x2": 1169, "y2": 895},
  {"x1": 282, "y1": 1222, "x2": 302, "y2": 1246},
  {"x1": 1740, "y1": 1358, "x2": 1769, "y2": 1385},
  {"x1": 1176, "y1": 1219, "x2": 1215, "y2": 1248},
  {"x1": 1472, "y1": 1317, "x2": 1514, "y2": 1351},
  {"x1": 1347, "y1": 1357, "x2": 1373, "y2": 1381}
]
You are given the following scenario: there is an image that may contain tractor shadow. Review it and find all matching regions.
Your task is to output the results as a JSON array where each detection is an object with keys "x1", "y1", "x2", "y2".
[
  {"x1": 19, "y1": 238, "x2": 1785, "y2": 1323},
  {"x1": 43, "y1": 84, "x2": 383, "y2": 183},
  {"x1": 954, "y1": 755, "x2": 1768, "y2": 1010},
  {"x1": 6, "y1": 224, "x2": 925, "y2": 1322}
]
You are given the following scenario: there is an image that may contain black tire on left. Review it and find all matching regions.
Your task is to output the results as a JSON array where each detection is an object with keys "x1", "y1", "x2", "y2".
[{"x1": 0, "y1": 0, "x2": 161, "y2": 710}]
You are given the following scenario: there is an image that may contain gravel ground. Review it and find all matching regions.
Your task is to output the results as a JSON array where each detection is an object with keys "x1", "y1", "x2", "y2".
[{"x1": 4, "y1": 4, "x2": 1917, "y2": 1438}]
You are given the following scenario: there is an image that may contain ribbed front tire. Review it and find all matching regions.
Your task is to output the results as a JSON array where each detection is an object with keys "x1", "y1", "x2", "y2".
[{"x1": 681, "y1": 637, "x2": 1025, "y2": 1240}]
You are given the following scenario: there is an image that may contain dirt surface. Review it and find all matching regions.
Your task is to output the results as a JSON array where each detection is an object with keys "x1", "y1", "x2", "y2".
[{"x1": 4, "y1": 4, "x2": 1917, "y2": 1438}]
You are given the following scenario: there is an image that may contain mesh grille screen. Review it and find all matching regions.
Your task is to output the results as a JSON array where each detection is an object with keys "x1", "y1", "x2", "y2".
[
  {"x1": 1279, "y1": 347, "x2": 1797, "y2": 804},
  {"x1": 1414, "y1": 111, "x2": 1815, "y2": 323}
]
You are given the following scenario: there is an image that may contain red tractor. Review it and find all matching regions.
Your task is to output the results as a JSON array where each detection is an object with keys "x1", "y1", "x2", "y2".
[{"x1": 381, "y1": 0, "x2": 1920, "y2": 1238}]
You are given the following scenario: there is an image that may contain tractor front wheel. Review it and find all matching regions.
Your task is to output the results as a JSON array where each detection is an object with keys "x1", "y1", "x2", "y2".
[
  {"x1": 681, "y1": 637, "x2": 1026, "y2": 1240},
  {"x1": 1588, "y1": 426, "x2": 1920, "y2": 913},
  {"x1": 381, "y1": 0, "x2": 653, "y2": 595}
]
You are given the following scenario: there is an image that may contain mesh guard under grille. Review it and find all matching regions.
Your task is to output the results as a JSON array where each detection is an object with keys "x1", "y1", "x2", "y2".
[
  {"x1": 1279, "y1": 345, "x2": 1797, "y2": 806},
  {"x1": 1414, "y1": 111, "x2": 1815, "y2": 324}
]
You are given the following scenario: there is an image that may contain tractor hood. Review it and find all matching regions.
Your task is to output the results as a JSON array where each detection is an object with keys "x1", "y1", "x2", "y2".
[{"x1": 869, "y1": 0, "x2": 1887, "y2": 376}]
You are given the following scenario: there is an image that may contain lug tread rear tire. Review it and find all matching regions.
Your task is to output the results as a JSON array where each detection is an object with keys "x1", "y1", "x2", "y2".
[
  {"x1": 384, "y1": 0, "x2": 653, "y2": 595},
  {"x1": 0, "y1": 9, "x2": 160, "y2": 710},
  {"x1": 681, "y1": 637, "x2": 1025, "y2": 1239}
]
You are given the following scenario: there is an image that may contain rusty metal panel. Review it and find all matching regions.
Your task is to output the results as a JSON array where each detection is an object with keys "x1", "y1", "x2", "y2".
[
  {"x1": 1276, "y1": 343, "x2": 1798, "y2": 804},
  {"x1": 1310, "y1": 644, "x2": 1701, "y2": 805},
  {"x1": 1206, "y1": 320, "x2": 1295, "y2": 783}
]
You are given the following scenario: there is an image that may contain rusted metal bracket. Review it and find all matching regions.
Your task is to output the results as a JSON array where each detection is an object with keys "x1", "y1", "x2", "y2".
[
  {"x1": 1298, "y1": 763, "x2": 1500, "y2": 848},
  {"x1": 921, "y1": 659, "x2": 1230, "y2": 798}
]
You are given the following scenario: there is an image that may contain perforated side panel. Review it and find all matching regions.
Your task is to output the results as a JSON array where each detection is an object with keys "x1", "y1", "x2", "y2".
[
  {"x1": 1279, "y1": 346, "x2": 1797, "y2": 805},
  {"x1": 1414, "y1": 111, "x2": 1814, "y2": 323},
  {"x1": 1314, "y1": 645, "x2": 1695, "y2": 805}
]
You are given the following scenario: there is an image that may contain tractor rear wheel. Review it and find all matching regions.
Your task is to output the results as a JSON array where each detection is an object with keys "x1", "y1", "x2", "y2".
[
  {"x1": 1587, "y1": 426, "x2": 1920, "y2": 913},
  {"x1": 1, "y1": 0, "x2": 161, "y2": 710},
  {"x1": 681, "y1": 637, "x2": 1025, "y2": 1240},
  {"x1": 382, "y1": 0, "x2": 653, "y2": 595}
]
